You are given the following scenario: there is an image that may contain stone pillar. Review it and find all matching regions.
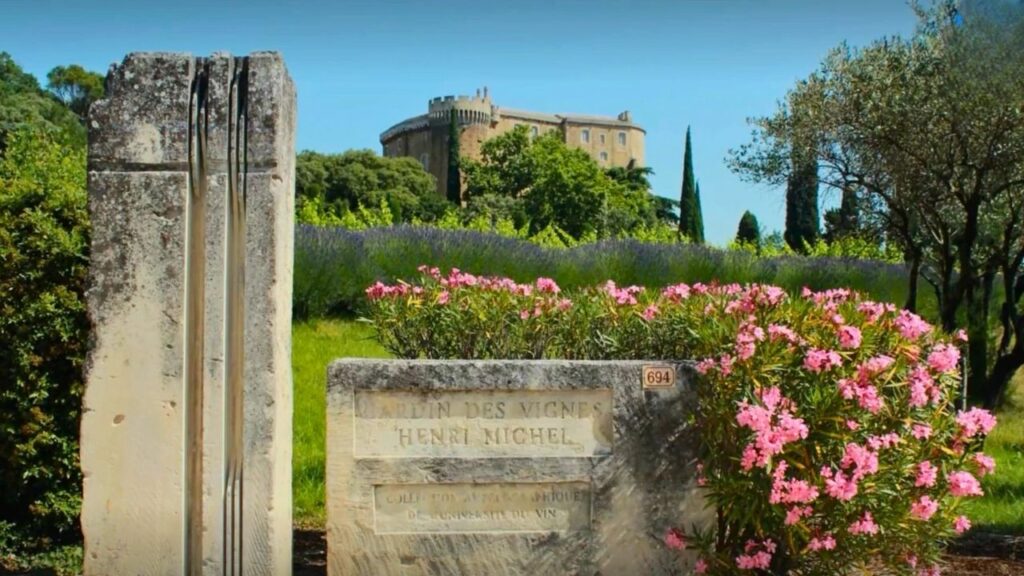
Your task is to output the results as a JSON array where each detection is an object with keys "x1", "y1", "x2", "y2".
[{"x1": 81, "y1": 52, "x2": 295, "y2": 576}]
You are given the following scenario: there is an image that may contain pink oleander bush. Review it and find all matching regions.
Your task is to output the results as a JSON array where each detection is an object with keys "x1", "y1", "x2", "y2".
[{"x1": 366, "y1": 267, "x2": 997, "y2": 576}]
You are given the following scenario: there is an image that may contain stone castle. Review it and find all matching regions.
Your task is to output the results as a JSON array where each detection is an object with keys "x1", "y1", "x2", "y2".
[{"x1": 380, "y1": 87, "x2": 645, "y2": 195}]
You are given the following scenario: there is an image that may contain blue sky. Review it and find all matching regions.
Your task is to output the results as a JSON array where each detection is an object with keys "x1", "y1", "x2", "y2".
[{"x1": 2, "y1": 0, "x2": 919, "y2": 244}]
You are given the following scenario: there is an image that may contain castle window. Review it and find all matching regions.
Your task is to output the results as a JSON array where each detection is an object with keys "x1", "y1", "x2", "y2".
[
  {"x1": 600, "y1": 151, "x2": 608, "y2": 163},
  {"x1": 618, "y1": 131, "x2": 627, "y2": 146},
  {"x1": 581, "y1": 129, "x2": 590, "y2": 144},
  {"x1": 531, "y1": 126, "x2": 539, "y2": 138},
  {"x1": 600, "y1": 134, "x2": 606, "y2": 145},
  {"x1": 419, "y1": 153, "x2": 429, "y2": 171}
]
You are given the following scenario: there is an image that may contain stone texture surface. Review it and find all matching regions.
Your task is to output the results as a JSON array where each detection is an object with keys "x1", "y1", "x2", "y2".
[
  {"x1": 81, "y1": 52, "x2": 294, "y2": 575},
  {"x1": 327, "y1": 360, "x2": 709, "y2": 576}
]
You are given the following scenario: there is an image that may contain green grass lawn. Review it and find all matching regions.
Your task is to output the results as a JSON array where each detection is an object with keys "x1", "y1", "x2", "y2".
[
  {"x1": 291, "y1": 319, "x2": 1024, "y2": 535},
  {"x1": 292, "y1": 317, "x2": 390, "y2": 526}
]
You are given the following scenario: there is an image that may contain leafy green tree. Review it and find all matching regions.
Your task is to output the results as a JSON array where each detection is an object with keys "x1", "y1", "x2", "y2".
[
  {"x1": 736, "y1": 210, "x2": 761, "y2": 247},
  {"x1": 462, "y1": 125, "x2": 534, "y2": 199},
  {"x1": 462, "y1": 193, "x2": 528, "y2": 229},
  {"x1": 463, "y1": 126, "x2": 656, "y2": 239},
  {"x1": 0, "y1": 130, "x2": 89, "y2": 552},
  {"x1": 606, "y1": 160, "x2": 654, "y2": 192},
  {"x1": 677, "y1": 126, "x2": 701, "y2": 241},
  {"x1": 524, "y1": 133, "x2": 617, "y2": 238},
  {"x1": 295, "y1": 149, "x2": 446, "y2": 224},
  {"x1": 823, "y1": 186, "x2": 878, "y2": 243},
  {"x1": 46, "y1": 64, "x2": 105, "y2": 122},
  {"x1": 783, "y1": 148, "x2": 820, "y2": 252},
  {"x1": 730, "y1": 2, "x2": 1024, "y2": 406},
  {"x1": 652, "y1": 195, "x2": 680, "y2": 226},
  {"x1": 0, "y1": 53, "x2": 85, "y2": 150},
  {"x1": 446, "y1": 109, "x2": 462, "y2": 205}
]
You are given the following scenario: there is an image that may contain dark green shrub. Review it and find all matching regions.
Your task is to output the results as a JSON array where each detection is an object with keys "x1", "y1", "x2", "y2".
[{"x1": 0, "y1": 130, "x2": 88, "y2": 552}]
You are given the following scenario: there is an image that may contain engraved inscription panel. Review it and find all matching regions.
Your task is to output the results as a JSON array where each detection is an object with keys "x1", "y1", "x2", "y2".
[
  {"x1": 354, "y1": 389, "x2": 613, "y2": 458},
  {"x1": 374, "y1": 482, "x2": 592, "y2": 534}
]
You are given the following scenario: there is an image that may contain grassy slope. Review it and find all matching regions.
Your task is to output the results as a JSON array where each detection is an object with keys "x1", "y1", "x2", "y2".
[
  {"x1": 292, "y1": 319, "x2": 1024, "y2": 534},
  {"x1": 292, "y1": 318, "x2": 390, "y2": 526}
]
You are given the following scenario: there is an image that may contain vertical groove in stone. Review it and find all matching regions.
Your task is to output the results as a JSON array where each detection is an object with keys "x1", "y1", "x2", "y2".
[
  {"x1": 223, "y1": 56, "x2": 248, "y2": 576},
  {"x1": 185, "y1": 59, "x2": 210, "y2": 576}
]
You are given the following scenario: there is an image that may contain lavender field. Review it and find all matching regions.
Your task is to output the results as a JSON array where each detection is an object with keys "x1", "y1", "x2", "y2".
[{"x1": 293, "y1": 224, "x2": 913, "y2": 319}]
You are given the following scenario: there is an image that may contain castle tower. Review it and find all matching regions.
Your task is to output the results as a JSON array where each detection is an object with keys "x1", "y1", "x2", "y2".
[{"x1": 380, "y1": 89, "x2": 645, "y2": 197}]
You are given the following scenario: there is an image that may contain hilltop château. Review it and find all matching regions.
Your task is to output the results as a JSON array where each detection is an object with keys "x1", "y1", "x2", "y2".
[{"x1": 380, "y1": 87, "x2": 645, "y2": 196}]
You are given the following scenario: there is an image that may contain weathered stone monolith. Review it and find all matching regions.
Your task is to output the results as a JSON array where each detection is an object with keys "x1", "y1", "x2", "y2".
[{"x1": 81, "y1": 52, "x2": 295, "y2": 575}]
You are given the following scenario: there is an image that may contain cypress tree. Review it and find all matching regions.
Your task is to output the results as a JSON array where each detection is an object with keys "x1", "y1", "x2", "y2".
[
  {"x1": 824, "y1": 186, "x2": 861, "y2": 241},
  {"x1": 784, "y1": 147, "x2": 820, "y2": 252},
  {"x1": 446, "y1": 109, "x2": 461, "y2": 205},
  {"x1": 694, "y1": 180, "x2": 705, "y2": 243},
  {"x1": 677, "y1": 126, "x2": 699, "y2": 241},
  {"x1": 736, "y1": 210, "x2": 761, "y2": 247}
]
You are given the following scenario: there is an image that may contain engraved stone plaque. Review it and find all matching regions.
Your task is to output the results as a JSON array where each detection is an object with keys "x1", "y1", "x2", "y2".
[
  {"x1": 354, "y1": 389, "x2": 613, "y2": 458},
  {"x1": 327, "y1": 360, "x2": 708, "y2": 576},
  {"x1": 373, "y1": 482, "x2": 591, "y2": 534}
]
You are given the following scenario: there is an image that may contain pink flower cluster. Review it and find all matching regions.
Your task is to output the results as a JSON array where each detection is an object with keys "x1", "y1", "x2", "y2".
[
  {"x1": 535, "y1": 277, "x2": 560, "y2": 294},
  {"x1": 641, "y1": 304, "x2": 660, "y2": 321},
  {"x1": 661, "y1": 283, "x2": 691, "y2": 302},
  {"x1": 365, "y1": 281, "x2": 414, "y2": 300},
  {"x1": 838, "y1": 357, "x2": 888, "y2": 413},
  {"x1": 664, "y1": 528, "x2": 686, "y2": 550},
  {"x1": 915, "y1": 461, "x2": 937, "y2": 488},
  {"x1": 603, "y1": 280, "x2": 644, "y2": 305},
  {"x1": 908, "y1": 367, "x2": 941, "y2": 408},
  {"x1": 803, "y1": 287, "x2": 855, "y2": 311},
  {"x1": 926, "y1": 343, "x2": 960, "y2": 373},
  {"x1": 911, "y1": 423, "x2": 933, "y2": 440},
  {"x1": 804, "y1": 348, "x2": 843, "y2": 373},
  {"x1": 947, "y1": 471, "x2": 983, "y2": 497},
  {"x1": 735, "y1": 321, "x2": 766, "y2": 360},
  {"x1": 910, "y1": 495, "x2": 939, "y2": 520},
  {"x1": 696, "y1": 353, "x2": 735, "y2": 377},
  {"x1": 857, "y1": 300, "x2": 896, "y2": 323},
  {"x1": 769, "y1": 461, "x2": 820, "y2": 505},
  {"x1": 848, "y1": 510, "x2": 879, "y2": 535},
  {"x1": 735, "y1": 387, "x2": 809, "y2": 471},
  {"x1": 973, "y1": 453, "x2": 996, "y2": 477},
  {"x1": 735, "y1": 539, "x2": 776, "y2": 570},
  {"x1": 894, "y1": 310, "x2": 933, "y2": 341},
  {"x1": 956, "y1": 407, "x2": 997, "y2": 440},
  {"x1": 807, "y1": 533, "x2": 836, "y2": 552},
  {"x1": 954, "y1": 515, "x2": 972, "y2": 534},
  {"x1": 821, "y1": 442, "x2": 880, "y2": 501},
  {"x1": 768, "y1": 323, "x2": 801, "y2": 346},
  {"x1": 837, "y1": 325, "x2": 863, "y2": 349}
]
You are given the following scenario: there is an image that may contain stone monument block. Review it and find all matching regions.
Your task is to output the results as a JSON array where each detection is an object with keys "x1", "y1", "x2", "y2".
[
  {"x1": 81, "y1": 52, "x2": 295, "y2": 575},
  {"x1": 327, "y1": 360, "x2": 709, "y2": 576}
]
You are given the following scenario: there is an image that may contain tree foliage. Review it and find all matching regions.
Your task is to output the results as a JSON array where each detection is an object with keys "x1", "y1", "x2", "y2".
[
  {"x1": 730, "y1": 1, "x2": 1024, "y2": 406},
  {"x1": 0, "y1": 130, "x2": 89, "y2": 551},
  {"x1": 46, "y1": 64, "x2": 105, "y2": 122},
  {"x1": 0, "y1": 53, "x2": 85, "y2": 151},
  {"x1": 783, "y1": 148, "x2": 820, "y2": 252},
  {"x1": 677, "y1": 126, "x2": 703, "y2": 242},
  {"x1": 693, "y1": 181, "x2": 705, "y2": 243},
  {"x1": 462, "y1": 126, "x2": 659, "y2": 239},
  {"x1": 736, "y1": 210, "x2": 761, "y2": 247},
  {"x1": 295, "y1": 149, "x2": 449, "y2": 224}
]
